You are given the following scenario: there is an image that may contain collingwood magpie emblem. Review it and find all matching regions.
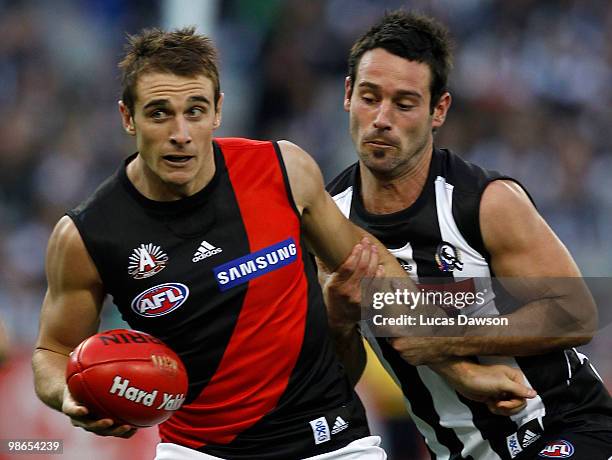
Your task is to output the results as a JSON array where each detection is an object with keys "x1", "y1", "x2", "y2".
[{"x1": 435, "y1": 242, "x2": 463, "y2": 272}]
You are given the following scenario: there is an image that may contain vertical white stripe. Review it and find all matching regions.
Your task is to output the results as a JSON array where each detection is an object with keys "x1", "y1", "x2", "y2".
[
  {"x1": 417, "y1": 367, "x2": 502, "y2": 460},
  {"x1": 332, "y1": 187, "x2": 353, "y2": 218},
  {"x1": 434, "y1": 176, "x2": 547, "y2": 432},
  {"x1": 573, "y1": 347, "x2": 604, "y2": 382},
  {"x1": 564, "y1": 350, "x2": 573, "y2": 385},
  {"x1": 361, "y1": 327, "x2": 452, "y2": 460},
  {"x1": 434, "y1": 177, "x2": 491, "y2": 277}
]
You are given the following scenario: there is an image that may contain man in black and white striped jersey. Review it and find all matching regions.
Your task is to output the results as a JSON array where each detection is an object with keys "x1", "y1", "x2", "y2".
[{"x1": 323, "y1": 10, "x2": 612, "y2": 460}]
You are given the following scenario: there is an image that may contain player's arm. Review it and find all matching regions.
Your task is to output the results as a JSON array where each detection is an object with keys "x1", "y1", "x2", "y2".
[
  {"x1": 389, "y1": 180, "x2": 596, "y2": 364},
  {"x1": 32, "y1": 216, "x2": 135, "y2": 438},
  {"x1": 278, "y1": 140, "x2": 408, "y2": 383},
  {"x1": 465, "y1": 180, "x2": 595, "y2": 353},
  {"x1": 278, "y1": 142, "x2": 536, "y2": 413},
  {"x1": 316, "y1": 242, "x2": 383, "y2": 384}
]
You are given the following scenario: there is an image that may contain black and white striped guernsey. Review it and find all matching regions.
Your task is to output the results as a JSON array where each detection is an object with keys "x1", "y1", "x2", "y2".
[{"x1": 327, "y1": 147, "x2": 612, "y2": 460}]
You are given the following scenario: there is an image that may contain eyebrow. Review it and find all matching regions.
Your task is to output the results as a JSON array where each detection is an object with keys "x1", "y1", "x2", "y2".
[
  {"x1": 143, "y1": 95, "x2": 211, "y2": 110},
  {"x1": 357, "y1": 82, "x2": 423, "y2": 100}
]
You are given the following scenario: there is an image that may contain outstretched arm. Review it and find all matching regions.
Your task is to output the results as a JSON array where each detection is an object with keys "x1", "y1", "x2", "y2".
[
  {"x1": 279, "y1": 140, "x2": 406, "y2": 383},
  {"x1": 279, "y1": 141, "x2": 536, "y2": 413},
  {"x1": 33, "y1": 216, "x2": 136, "y2": 438}
]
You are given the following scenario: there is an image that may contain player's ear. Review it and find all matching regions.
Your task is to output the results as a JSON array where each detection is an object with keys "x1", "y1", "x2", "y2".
[
  {"x1": 344, "y1": 76, "x2": 352, "y2": 112},
  {"x1": 213, "y1": 92, "x2": 224, "y2": 130},
  {"x1": 432, "y1": 92, "x2": 452, "y2": 129},
  {"x1": 118, "y1": 100, "x2": 136, "y2": 136}
]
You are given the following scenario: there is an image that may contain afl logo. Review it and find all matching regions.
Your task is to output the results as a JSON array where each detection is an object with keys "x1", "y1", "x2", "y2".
[
  {"x1": 131, "y1": 283, "x2": 189, "y2": 317},
  {"x1": 435, "y1": 242, "x2": 463, "y2": 272},
  {"x1": 538, "y1": 440, "x2": 574, "y2": 458}
]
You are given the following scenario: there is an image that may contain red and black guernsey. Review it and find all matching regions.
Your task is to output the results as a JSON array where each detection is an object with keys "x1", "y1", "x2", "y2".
[{"x1": 67, "y1": 138, "x2": 369, "y2": 459}]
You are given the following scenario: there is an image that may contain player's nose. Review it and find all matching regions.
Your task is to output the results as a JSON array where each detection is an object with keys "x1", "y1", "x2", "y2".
[
  {"x1": 373, "y1": 101, "x2": 393, "y2": 130},
  {"x1": 169, "y1": 117, "x2": 192, "y2": 146}
]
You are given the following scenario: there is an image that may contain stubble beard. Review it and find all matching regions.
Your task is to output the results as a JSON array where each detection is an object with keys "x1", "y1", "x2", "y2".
[{"x1": 358, "y1": 130, "x2": 431, "y2": 181}]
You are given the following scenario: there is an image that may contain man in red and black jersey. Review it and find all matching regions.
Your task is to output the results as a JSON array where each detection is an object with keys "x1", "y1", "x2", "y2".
[{"x1": 32, "y1": 27, "x2": 536, "y2": 460}]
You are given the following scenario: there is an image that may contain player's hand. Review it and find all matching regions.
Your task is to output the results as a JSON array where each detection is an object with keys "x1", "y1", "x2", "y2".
[
  {"x1": 433, "y1": 361, "x2": 537, "y2": 416},
  {"x1": 62, "y1": 386, "x2": 137, "y2": 438},
  {"x1": 322, "y1": 237, "x2": 383, "y2": 327}
]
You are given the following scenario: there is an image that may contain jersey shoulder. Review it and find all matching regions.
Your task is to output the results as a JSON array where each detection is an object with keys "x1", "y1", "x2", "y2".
[
  {"x1": 66, "y1": 164, "x2": 124, "y2": 223},
  {"x1": 326, "y1": 162, "x2": 359, "y2": 198}
]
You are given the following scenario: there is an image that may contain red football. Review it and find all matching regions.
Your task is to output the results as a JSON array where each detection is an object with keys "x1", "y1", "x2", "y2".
[{"x1": 66, "y1": 329, "x2": 188, "y2": 427}]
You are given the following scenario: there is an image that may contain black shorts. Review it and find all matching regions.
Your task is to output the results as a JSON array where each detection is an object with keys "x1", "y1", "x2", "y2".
[{"x1": 518, "y1": 429, "x2": 612, "y2": 459}]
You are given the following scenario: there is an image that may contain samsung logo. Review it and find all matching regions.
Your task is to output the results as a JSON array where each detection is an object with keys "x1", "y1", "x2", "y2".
[{"x1": 214, "y1": 238, "x2": 298, "y2": 291}]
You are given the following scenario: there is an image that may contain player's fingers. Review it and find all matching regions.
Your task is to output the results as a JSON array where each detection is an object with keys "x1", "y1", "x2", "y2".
[
  {"x1": 118, "y1": 427, "x2": 138, "y2": 439},
  {"x1": 335, "y1": 244, "x2": 361, "y2": 280},
  {"x1": 498, "y1": 369, "x2": 537, "y2": 399},
  {"x1": 496, "y1": 398, "x2": 527, "y2": 411},
  {"x1": 63, "y1": 403, "x2": 88, "y2": 417},
  {"x1": 488, "y1": 398, "x2": 527, "y2": 416},
  {"x1": 365, "y1": 244, "x2": 379, "y2": 277},
  {"x1": 72, "y1": 417, "x2": 136, "y2": 438},
  {"x1": 352, "y1": 244, "x2": 373, "y2": 280},
  {"x1": 105, "y1": 425, "x2": 138, "y2": 438},
  {"x1": 62, "y1": 389, "x2": 89, "y2": 417},
  {"x1": 71, "y1": 417, "x2": 114, "y2": 431}
]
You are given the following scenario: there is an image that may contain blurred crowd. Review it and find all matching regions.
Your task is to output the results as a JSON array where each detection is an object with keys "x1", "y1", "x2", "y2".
[{"x1": 0, "y1": 0, "x2": 610, "y2": 458}]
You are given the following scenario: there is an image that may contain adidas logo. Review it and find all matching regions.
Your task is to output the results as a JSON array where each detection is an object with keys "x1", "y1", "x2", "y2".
[
  {"x1": 521, "y1": 429, "x2": 540, "y2": 448},
  {"x1": 331, "y1": 416, "x2": 348, "y2": 435},
  {"x1": 192, "y1": 240, "x2": 223, "y2": 262}
]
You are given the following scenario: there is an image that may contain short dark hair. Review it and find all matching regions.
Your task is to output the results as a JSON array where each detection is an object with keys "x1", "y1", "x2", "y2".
[
  {"x1": 348, "y1": 11, "x2": 453, "y2": 112},
  {"x1": 119, "y1": 26, "x2": 220, "y2": 115}
]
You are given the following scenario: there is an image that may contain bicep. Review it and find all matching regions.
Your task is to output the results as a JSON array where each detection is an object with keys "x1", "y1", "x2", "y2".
[
  {"x1": 481, "y1": 180, "x2": 585, "y2": 307},
  {"x1": 279, "y1": 140, "x2": 407, "y2": 276},
  {"x1": 278, "y1": 140, "x2": 364, "y2": 270},
  {"x1": 36, "y1": 216, "x2": 105, "y2": 354},
  {"x1": 481, "y1": 180, "x2": 580, "y2": 278}
]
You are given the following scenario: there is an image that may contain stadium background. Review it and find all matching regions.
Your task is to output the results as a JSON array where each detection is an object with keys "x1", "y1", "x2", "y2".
[{"x1": 0, "y1": 0, "x2": 610, "y2": 459}]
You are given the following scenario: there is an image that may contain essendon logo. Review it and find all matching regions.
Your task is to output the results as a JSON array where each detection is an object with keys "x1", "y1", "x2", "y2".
[
  {"x1": 131, "y1": 283, "x2": 189, "y2": 317},
  {"x1": 539, "y1": 440, "x2": 574, "y2": 458},
  {"x1": 128, "y1": 243, "x2": 168, "y2": 279}
]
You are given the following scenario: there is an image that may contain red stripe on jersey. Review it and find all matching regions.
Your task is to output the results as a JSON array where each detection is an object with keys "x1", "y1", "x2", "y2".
[{"x1": 159, "y1": 138, "x2": 307, "y2": 447}]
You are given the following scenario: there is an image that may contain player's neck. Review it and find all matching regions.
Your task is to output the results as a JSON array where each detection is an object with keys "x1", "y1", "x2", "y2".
[
  {"x1": 359, "y1": 147, "x2": 432, "y2": 215},
  {"x1": 127, "y1": 150, "x2": 216, "y2": 201}
]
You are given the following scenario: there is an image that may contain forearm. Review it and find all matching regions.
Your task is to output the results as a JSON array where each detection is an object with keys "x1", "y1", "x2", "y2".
[
  {"x1": 32, "y1": 348, "x2": 70, "y2": 411},
  {"x1": 429, "y1": 359, "x2": 474, "y2": 381},
  {"x1": 328, "y1": 323, "x2": 367, "y2": 386},
  {"x1": 436, "y1": 293, "x2": 594, "y2": 358}
]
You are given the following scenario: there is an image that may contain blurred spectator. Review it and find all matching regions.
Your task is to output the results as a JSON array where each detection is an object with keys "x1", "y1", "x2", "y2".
[{"x1": 0, "y1": 318, "x2": 9, "y2": 365}]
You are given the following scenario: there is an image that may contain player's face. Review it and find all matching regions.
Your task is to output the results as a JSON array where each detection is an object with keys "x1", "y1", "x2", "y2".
[
  {"x1": 345, "y1": 48, "x2": 449, "y2": 177},
  {"x1": 120, "y1": 72, "x2": 223, "y2": 196}
]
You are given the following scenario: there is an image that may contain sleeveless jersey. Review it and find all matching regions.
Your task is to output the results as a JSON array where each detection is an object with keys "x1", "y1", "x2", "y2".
[
  {"x1": 67, "y1": 138, "x2": 369, "y2": 459},
  {"x1": 327, "y1": 148, "x2": 612, "y2": 460}
]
